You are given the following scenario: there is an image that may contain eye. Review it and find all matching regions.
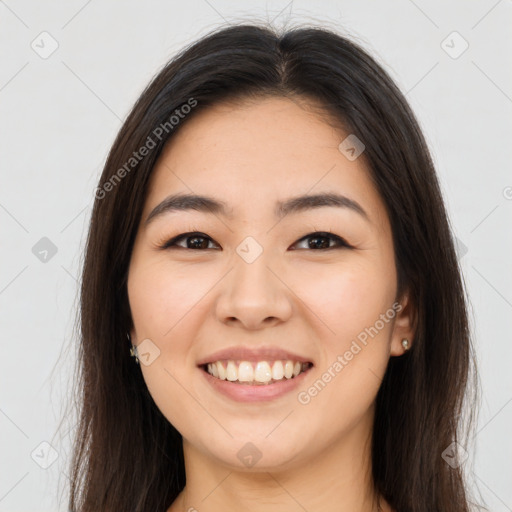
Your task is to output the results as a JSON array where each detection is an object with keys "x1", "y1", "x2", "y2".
[
  {"x1": 160, "y1": 231, "x2": 351, "y2": 251},
  {"x1": 290, "y1": 231, "x2": 351, "y2": 250},
  {"x1": 160, "y1": 232, "x2": 220, "y2": 250}
]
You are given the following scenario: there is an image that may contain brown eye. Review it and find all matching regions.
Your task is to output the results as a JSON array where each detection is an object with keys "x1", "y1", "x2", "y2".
[
  {"x1": 161, "y1": 231, "x2": 351, "y2": 251},
  {"x1": 291, "y1": 232, "x2": 350, "y2": 250},
  {"x1": 162, "y1": 232, "x2": 220, "y2": 250}
]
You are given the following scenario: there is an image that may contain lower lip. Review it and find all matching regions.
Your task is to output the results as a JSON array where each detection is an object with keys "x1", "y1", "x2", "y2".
[{"x1": 200, "y1": 366, "x2": 313, "y2": 402}]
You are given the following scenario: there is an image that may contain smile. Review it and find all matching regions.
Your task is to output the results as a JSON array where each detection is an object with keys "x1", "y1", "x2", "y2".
[{"x1": 202, "y1": 359, "x2": 313, "y2": 385}]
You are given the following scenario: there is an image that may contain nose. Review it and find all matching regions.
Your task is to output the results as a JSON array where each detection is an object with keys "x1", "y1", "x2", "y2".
[{"x1": 215, "y1": 251, "x2": 293, "y2": 330}]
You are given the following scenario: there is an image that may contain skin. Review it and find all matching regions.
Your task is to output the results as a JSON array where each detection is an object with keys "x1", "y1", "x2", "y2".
[{"x1": 127, "y1": 96, "x2": 415, "y2": 512}]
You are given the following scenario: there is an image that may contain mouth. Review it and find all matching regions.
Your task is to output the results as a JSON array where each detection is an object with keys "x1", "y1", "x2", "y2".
[{"x1": 200, "y1": 359, "x2": 314, "y2": 386}]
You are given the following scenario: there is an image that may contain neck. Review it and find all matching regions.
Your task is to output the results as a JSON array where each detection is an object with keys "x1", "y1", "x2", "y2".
[{"x1": 172, "y1": 411, "x2": 389, "y2": 512}]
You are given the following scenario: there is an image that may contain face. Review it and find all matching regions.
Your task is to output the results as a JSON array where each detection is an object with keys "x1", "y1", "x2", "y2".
[{"x1": 127, "y1": 96, "x2": 413, "y2": 471}]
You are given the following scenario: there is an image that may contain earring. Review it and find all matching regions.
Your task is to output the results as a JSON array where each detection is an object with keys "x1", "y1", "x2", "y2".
[
  {"x1": 127, "y1": 332, "x2": 139, "y2": 364},
  {"x1": 401, "y1": 338, "x2": 410, "y2": 351}
]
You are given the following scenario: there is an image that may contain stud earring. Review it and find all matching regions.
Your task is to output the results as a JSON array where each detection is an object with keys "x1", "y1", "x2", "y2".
[
  {"x1": 401, "y1": 338, "x2": 410, "y2": 351},
  {"x1": 127, "y1": 332, "x2": 139, "y2": 364}
]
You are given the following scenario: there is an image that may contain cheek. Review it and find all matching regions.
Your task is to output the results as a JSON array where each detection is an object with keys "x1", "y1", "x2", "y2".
[
  {"x1": 295, "y1": 258, "x2": 395, "y2": 342},
  {"x1": 292, "y1": 266, "x2": 395, "y2": 428},
  {"x1": 127, "y1": 259, "x2": 213, "y2": 431},
  {"x1": 128, "y1": 258, "x2": 217, "y2": 336}
]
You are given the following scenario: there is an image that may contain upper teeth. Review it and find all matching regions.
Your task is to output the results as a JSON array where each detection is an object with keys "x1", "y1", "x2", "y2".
[{"x1": 206, "y1": 360, "x2": 310, "y2": 384}]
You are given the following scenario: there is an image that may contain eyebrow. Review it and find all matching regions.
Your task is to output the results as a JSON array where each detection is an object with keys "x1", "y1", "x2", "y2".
[{"x1": 145, "y1": 192, "x2": 369, "y2": 226}]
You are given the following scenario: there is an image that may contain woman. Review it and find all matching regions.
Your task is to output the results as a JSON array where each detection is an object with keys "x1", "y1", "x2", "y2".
[{"x1": 68, "y1": 23, "x2": 481, "y2": 511}]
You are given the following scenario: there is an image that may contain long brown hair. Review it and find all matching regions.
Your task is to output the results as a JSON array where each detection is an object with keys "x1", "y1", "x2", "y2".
[{"x1": 67, "y1": 23, "x2": 482, "y2": 511}]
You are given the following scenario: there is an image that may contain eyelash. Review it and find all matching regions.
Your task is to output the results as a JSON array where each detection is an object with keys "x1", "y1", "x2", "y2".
[{"x1": 158, "y1": 231, "x2": 352, "y2": 251}]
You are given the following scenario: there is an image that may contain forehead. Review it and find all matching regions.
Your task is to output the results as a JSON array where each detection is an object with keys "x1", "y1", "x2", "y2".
[{"x1": 144, "y1": 96, "x2": 388, "y2": 230}]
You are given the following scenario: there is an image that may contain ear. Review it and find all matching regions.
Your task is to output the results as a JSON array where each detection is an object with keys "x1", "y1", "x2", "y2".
[
  {"x1": 390, "y1": 290, "x2": 416, "y2": 357},
  {"x1": 127, "y1": 318, "x2": 137, "y2": 345}
]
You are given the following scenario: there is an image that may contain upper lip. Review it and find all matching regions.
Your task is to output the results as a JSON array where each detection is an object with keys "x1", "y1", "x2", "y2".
[{"x1": 197, "y1": 346, "x2": 314, "y2": 366}]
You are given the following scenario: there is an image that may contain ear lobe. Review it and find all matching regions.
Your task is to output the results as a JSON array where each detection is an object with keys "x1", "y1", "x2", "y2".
[
  {"x1": 390, "y1": 291, "x2": 417, "y2": 356},
  {"x1": 128, "y1": 329, "x2": 137, "y2": 344}
]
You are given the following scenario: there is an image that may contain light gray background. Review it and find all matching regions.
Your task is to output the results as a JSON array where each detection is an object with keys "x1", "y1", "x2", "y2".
[{"x1": 1, "y1": 1, "x2": 511, "y2": 511}]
